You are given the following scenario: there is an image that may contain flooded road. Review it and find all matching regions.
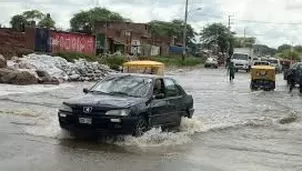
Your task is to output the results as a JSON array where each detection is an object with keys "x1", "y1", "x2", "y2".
[{"x1": 0, "y1": 68, "x2": 302, "y2": 171}]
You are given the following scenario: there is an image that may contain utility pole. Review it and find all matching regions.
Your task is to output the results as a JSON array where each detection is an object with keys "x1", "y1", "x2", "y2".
[
  {"x1": 227, "y1": 15, "x2": 234, "y2": 58},
  {"x1": 228, "y1": 15, "x2": 231, "y2": 30},
  {"x1": 243, "y1": 27, "x2": 247, "y2": 48},
  {"x1": 182, "y1": 0, "x2": 189, "y2": 61}
]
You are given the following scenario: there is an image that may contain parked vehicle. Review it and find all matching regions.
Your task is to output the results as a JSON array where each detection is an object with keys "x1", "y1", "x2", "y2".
[
  {"x1": 204, "y1": 57, "x2": 218, "y2": 68},
  {"x1": 283, "y1": 62, "x2": 302, "y2": 86},
  {"x1": 58, "y1": 73, "x2": 194, "y2": 137},
  {"x1": 123, "y1": 61, "x2": 164, "y2": 76},
  {"x1": 250, "y1": 65, "x2": 276, "y2": 91},
  {"x1": 266, "y1": 58, "x2": 282, "y2": 73}
]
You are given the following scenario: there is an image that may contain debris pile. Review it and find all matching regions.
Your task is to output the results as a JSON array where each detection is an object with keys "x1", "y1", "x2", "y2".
[{"x1": 7, "y1": 53, "x2": 114, "y2": 83}]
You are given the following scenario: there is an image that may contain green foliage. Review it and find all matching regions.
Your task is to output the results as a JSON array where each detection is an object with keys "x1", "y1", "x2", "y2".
[
  {"x1": 22, "y1": 10, "x2": 45, "y2": 21},
  {"x1": 70, "y1": 7, "x2": 129, "y2": 33},
  {"x1": 151, "y1": 56, "x2": 202, "y2": 67},
  {"x1": 294, "y1": 45, "x2": 302, "y2": 53},
  {"x1": 148, "y1": 20, "x2": 196, "y2": 46},
  {"x1": 10, "y1": 15, "x2": 28, "y2": 31},
  {"x1": 277, "y1": 44, "x2": 292, "y2": 53},
  {"x1": 38, "y1": 14, "x2": 56, "y2": 29},
  {"x1": 278, "y1": 50, "x2": 300, "y2": 61},
  {"x1": 200, "y1": 23, "x2": 234, "y2": 54},
  {"x1": 254, "y1": 44, "x2": 277, "y2": 56},
  {"x1": 10, "y1": 10, "x2": 56, "y2": 30},
  {"x1": 104, "y1": 55, "x2": 126, "y2": 70},
  {"x1": 54, "y1": 52, "x2": 99, "y2": 62}
]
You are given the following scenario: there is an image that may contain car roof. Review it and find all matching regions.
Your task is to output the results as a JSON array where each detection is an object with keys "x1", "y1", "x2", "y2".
[
  {"x1": 123, "y1": 60, "x2": 164, "y2": 67},
  {"x1": 108, "y1": 73, "x2": 171, "y2": 79},
  {"x1": 252, "y1": 65, "x2": 275, "y2": 70}
]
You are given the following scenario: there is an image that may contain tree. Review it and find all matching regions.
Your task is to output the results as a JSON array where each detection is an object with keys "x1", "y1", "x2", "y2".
[
  {"x1": 254, "y1": 44, "x2": 277, "y2": 56},
  {"x1": 278, "y1": 49, "x2": 300, "y2": 61},
  {"x1": 10, "y1": 15, "x2": 28, "y2": 31},
  {"x1": 22, "y1": 10, "x2": 45, "y2": 23},
  {"x1": 277, "y1": 44, "x2": 291, "y2": 52},
  {"x1": 70, "y1": 7, "x2": 128, "y2": 33},
  {"x1": 200, "y1": 23, "x2": 234, "y2": 54},
  {"x1": 294, "y1": 45, "x2": 302, "y2": 53},
  {"x1": 10, "y1": 10, "x2": 56, "y2": 30},
  {"x1": 148, "y1": 20, "x2": 196, "y2": 47},
  {"x1": 38, "y1": 14, "x2": 55, "y2": 29}
]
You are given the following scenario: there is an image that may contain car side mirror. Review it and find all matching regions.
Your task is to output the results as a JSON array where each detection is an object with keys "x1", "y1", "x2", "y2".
[
  {"x1": 83, "y1": 88, "x2": 89, "y2": 94},
  {"x1": 153, "y1": 93, "x2": 165, "y2": 99}
]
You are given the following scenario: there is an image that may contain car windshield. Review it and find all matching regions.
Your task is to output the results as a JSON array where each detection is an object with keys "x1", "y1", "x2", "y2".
[
  {"x1": 232, "y1": 53, "x2": 249, "y2": 60},
  {"x1": 90, "y1": 75, "x2": 152, "y2": 98}
]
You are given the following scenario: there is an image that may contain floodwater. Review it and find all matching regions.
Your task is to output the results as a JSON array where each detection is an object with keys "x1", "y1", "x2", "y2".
[{"x1": 0, "y1": 68, "x2": 302, "y2": 171}]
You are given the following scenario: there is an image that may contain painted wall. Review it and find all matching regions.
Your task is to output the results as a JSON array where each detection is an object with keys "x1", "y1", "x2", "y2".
[{"x1": 50, "y1": 31, "x2": 96, "y2": 55}]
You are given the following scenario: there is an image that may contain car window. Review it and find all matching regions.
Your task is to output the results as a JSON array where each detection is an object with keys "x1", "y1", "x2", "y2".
[
  {"x1": 164, "y1": 78, "x2": 180, "y2": 97},
  {"x1": 153, "y1": 78, "x2": 165, "y2": 96}
]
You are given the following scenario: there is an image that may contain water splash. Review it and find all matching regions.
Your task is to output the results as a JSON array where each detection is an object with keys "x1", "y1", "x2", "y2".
[{"x1": 21, "y1": 111, "x2": 300, "y2": 148}]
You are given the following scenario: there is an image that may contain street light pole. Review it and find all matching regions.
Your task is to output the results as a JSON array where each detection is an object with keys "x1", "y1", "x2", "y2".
[{"x1": 182, "y1": 0, "x2": 189, "y2": 61}]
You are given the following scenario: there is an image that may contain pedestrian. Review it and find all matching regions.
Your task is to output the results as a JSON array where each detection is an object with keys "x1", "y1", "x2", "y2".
[
  {"x1": 287, "y1": 70, "x2": 295, "y2": 93},
  {"x1": 228, "y1": 61, "x2": 235, "y2": 81},
  {"x1": 288, "y1": 69, "x2": 302, "y2": 93}
]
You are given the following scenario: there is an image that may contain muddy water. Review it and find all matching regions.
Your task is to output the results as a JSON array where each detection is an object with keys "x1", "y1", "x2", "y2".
[{"x1": 0, "y1": 69, "x2": 302, "y2": 171}]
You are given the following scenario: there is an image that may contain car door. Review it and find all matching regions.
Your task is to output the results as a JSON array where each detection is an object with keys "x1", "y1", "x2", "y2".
[
  {"x1": 295, "y1": 64, "x2": 302, "y2": 83},
  {"x1": 163, "y1": 78, "x2": 183, "y2": 125},
  {"x1": 149, "y1": 78, "x2": 170, "y2": 126}
]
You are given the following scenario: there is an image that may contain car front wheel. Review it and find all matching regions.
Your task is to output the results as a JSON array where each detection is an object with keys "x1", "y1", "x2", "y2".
[{"x1": 133, "y1": 116, "x2": 148, "y2": 137}]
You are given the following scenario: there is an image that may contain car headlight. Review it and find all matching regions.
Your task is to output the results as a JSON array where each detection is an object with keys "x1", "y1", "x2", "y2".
[
  {"x1": 105, "y1": 109, "x2": 130, "y2": 116},
  {"x1": 59, "y1": 104, "x2": 72, "y2": 112}
]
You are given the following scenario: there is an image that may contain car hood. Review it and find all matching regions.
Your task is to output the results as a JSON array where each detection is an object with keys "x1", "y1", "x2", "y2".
[{"x1": 64, "y1": 93, "x2": 146, "y2": 109}]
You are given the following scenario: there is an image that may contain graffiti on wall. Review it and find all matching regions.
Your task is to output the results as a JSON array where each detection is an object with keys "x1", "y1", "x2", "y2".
[{"x1": 51, "y1": 32, "x2": 95, "y2": 55}]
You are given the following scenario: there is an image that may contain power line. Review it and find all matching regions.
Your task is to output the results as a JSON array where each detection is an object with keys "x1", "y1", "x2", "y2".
[{"x1": 238, "y1": 19, "x2": 302, "y2": 25}]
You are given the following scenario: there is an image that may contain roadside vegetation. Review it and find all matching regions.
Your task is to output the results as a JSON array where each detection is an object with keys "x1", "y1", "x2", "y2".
[{"x1": 54, "y1": 52, "x2": 203, "y2": 70}]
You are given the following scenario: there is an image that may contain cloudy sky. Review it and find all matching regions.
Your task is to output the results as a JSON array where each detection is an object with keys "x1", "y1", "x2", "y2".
[{"x1": 1, "y1": 0, "x2": 302, "y2": 48}]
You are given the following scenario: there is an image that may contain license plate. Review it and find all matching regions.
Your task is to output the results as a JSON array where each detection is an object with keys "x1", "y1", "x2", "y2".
[{"x1": 79, "y1": 117, "x2": 92, "y2": 125}]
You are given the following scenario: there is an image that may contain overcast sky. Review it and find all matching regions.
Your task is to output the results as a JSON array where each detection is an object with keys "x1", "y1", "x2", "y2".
[{"x1": 1, "y1": 0, "x2": 302, "y2": 48}]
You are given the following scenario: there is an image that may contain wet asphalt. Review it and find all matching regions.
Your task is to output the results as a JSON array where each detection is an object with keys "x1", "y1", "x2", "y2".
[{"x1": 0, "y1": 68, "x2": 302, "y2": 171}]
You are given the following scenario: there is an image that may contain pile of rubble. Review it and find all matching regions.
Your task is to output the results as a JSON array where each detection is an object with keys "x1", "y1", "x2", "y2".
[{"x1": 0, "y1": 53, "x2": 114, "y2": 85}]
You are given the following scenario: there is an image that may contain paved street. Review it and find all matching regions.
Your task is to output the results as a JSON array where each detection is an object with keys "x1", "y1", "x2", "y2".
[{"x1": 0, "y1": 68, "x2": 302, "y2": 171}]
